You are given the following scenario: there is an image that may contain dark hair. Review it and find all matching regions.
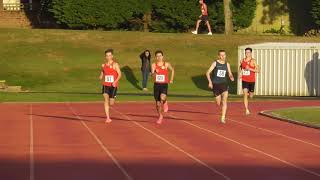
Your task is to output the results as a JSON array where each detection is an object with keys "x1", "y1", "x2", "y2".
[
  {"x1": 218, "y1": 49, "x2": 226, "y2": 54},
  {"x1": 144, "y1": 50, "x2": 151, "y2": 59},
  {"x1": 155, "y1": 50, "x2": 163, "y2": 56},
  {"x1": 105, "y1": 49, "x2": 114, "y2": 54},
  {"x1": 245, "y1": 47, "x2": 252, "y2": 52}
]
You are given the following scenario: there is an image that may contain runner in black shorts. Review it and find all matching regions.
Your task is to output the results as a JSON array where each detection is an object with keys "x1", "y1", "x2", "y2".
[
  {"x1": 154, "y1": 83, "x2": 168, "y2": 101},
  {"x1": 206, "y1": 50, "x2": 234, "y2": 124},
  {"x1": 151, "y1": 50, "x2": 174, "y2": 124},
  {"x1": 99, "y1": 49, "x2": 122, "y2": 123},
  {"x1": 239, "y1": 47, "x2": 260, "y2": 115},
  {"x1": 102, "y1": 86, "x2": 117, "y2": 98},
  {"x1": 191, "y1": 0, "x2": 213, "y2": 35}
]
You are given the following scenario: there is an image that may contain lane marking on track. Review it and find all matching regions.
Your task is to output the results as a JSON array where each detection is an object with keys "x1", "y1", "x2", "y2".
[
  {"x1": 111, "y1": 107, "x2": 231, "y2": 180},
  {"x1": 66, "y1": 103, "x2": 133, "y2": 180},
  {"x1": 29, "y1": 104, "x2": 34, "y2": 180},
  {"x1": 166, "y1": 104, "x2": 320, "y2": 178},
  {"x1": 180, "y1": 103, "x2": 320, "y2": 149}
]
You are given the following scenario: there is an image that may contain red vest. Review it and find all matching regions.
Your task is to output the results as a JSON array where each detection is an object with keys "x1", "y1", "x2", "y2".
[
  {"x1": 241, "y1": 59, "x2": 256, "y2": 82},
  {"x1": 102, "y1": 62, "x2": 119, "y2": 87},
  {"x1": 154, "y1": 62, "x2": 169, "y2": 84}
]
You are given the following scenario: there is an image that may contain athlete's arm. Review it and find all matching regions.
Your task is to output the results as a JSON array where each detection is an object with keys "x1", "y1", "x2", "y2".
[
  {"x1": 227, "y1": 63, "x2": 235, "y2": 81},
  {"x1": 113, "y1": 63, "x2": 122, "y2": 86},
  {"x1": 167, "y1": 63, "x2": 175, "y2": 83},
  {"x1": 151, "y1": 63, "x2": 156, "y2": 76},
  {"x1": 99, "y1": 64, "x2": 104, "y2": 80},
  {"x1": 206, "y1": 62, "x2": 216, "y2": 89},
  {"x1": 251, "y1": 60, "x2": 260, "y2": 73}
]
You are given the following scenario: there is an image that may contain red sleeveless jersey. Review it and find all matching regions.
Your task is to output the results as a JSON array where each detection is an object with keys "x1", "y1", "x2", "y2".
[
  {"x1": 201, "y1": 3, "x2": 208, "y2": 16},
  {"x1": 102, "y1": 62, "x2": 119, "y2": 87},
  {"x1": 241, "y1": 59, "x2": 256, "y2": 82},
  {"x1": 154, "y1": 62, "x2": 169, "y2": 84}
]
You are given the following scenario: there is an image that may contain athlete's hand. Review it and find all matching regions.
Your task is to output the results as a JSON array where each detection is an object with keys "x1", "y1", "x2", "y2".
[
  {"x1": 245, "y1": 65, "x2": 250, "y2": 70},
  {"x1": 208, "y1": 82, "x2": 213, "y2": 89},
  {"x1": 238, "y1": 75, "x2": 242, "y2": 80},
  {"x1": 170, "y1": 80, "x2": 174, "y2": 84},
  {"x1": 112, "y1": 82, "x2": 116, "y2": 87},
  {"x1": 230, "y1": 77, "x2": 235, "y2": 81}
]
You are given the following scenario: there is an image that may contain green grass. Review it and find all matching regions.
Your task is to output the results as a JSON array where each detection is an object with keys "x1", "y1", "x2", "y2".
[
  {"x1": 1, "y1": 28, "x2": 320, "y2": 102},
  {"x1": 271, "y1": 107, "x2": 320, "y2": 127}
]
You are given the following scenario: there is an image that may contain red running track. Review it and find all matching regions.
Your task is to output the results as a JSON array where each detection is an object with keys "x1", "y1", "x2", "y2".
[{"x1": 0, "y1": 100, "x2": 319, "y2": 180}]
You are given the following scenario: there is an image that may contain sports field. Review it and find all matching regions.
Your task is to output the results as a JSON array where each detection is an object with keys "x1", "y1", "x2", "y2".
[
  {"x1": 1, "y1": 29, "x2": 320, "y2": 180},
  {"x1": 1, "y1": 29, "x2": 319, "y2": 102}
]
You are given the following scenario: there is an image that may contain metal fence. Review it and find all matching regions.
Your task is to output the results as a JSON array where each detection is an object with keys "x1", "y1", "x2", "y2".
[{"x1": 237, "y1": 43, "x2": 320, "y2": 96}]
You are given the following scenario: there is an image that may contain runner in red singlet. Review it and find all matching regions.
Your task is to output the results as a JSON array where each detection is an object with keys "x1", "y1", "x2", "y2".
[
  {"x1": 191, "y1": 0, "x2": 213, "y2": 35},
  {"x1": 239, "y1": 47, "x2": 260, "y2": 115},
  {"x1": 151, "y1": 50, "x2": 175, "y2": 124},
  {"x1": 99, "y1": 49, "x2": 122, "y2": 123}
]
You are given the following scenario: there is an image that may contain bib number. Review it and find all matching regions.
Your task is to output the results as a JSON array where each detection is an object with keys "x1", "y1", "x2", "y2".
[
  {"x1": 242, "y1": 70, "x2": 250, "y2": 76},
  {"x1": 217, "y1": 70, "x2": 226, "y2": 78},
  {"x1": 105, "y1": 75, "x2": 114, "y2": 83},
  {"x1": 156, "y1": 75, "x2": 165, "y2": 82}
]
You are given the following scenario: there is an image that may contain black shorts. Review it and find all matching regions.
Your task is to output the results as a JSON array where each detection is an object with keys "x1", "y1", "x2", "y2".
[
  {"x1": 154, "y1": 83, "x2": 168, "y2": 101},
  {"x1": 199, "y1": 15, "x2": 209, "y2": 22},
  {"x1": 212, "y1": 83, "x2": 228, "y2": 97},
  {"x1": 242, "y1": 81, "x2": 255, "y2": 93},
  {"x1": 102, "y1": 86, "x2": 117, "y2": 98}
]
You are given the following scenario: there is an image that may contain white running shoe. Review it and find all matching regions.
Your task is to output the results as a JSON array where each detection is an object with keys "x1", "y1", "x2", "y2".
[
  {"x1": 191, "y1": 30, "x2": 198, "y2": 35},
  {"x1": 208, "y1": 32, "x2": 212, "y2": 35}
]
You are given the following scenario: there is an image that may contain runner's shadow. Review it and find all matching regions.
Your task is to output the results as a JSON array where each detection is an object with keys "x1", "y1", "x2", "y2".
[
  {"x1": 169, "y1": 109, "x2": 211, "y2": 115},
  {"x1": 78, "y1": 114, "x2": 151, "y2": 123},
  {"x1": 121, "y1": 66, "x2": 142, "y2": 90},
  {"x1": 304, "y1": 52, "x2": 320, "y2": 96},
  {"x1": 126, "y1": 113, "x2": 195, "y2": 121},
  {"x1": 31, "y1": 114, "x2": 104, "y2": 123}
]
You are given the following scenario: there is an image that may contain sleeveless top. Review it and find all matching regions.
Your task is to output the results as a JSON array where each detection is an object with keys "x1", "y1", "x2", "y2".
[
  {"x1": 211, "y1": 60, "x2": 228, "y2": 84},
  {"x1": 102, "y1": 62, "x2": 119, "y2": 87},
  {"x1": 154, "y1": 62, "x2": 169, "y2": 84},
  {"x1": 240, "y1": 58, "x2": 256, "y2": 82}
]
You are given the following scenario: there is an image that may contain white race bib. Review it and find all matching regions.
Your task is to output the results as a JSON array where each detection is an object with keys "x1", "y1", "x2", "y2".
[
  {"x1": 156, "y1": 75, "x2": 165, "y2": 82},
  {"x1": 242, "y1": 69, "x2": 250, "y2": 76},
  {"x1": 217, "y1": 70, "x2": 226, "y2": 78},
  {"x1": 105, "y1": 75, "x2": 114, "y2": 83}
]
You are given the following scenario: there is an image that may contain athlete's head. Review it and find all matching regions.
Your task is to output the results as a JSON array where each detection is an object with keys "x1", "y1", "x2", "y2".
[
  {"x1": 155, "y1": 50, "x2": 164, "y2": 62},
  {"x1": 218, "y1": 50, "x2": 226, "y2": 61},
  {"x1": 105, "y1": 49, "x2": 114, "y2": 61},
  {"x1": 245, "y1": 47, "x2": 252, "y2": 58}
]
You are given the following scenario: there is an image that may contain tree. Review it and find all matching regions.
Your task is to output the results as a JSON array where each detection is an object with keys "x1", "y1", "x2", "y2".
[
  {"x1": 311, "y1": 0, "x2": 320, "y2": 26},
  {"x1": 223, "y1": 0, "x2": 233, "y2": 35}
]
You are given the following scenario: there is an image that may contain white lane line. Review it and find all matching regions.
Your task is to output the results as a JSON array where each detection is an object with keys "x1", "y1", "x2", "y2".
[
  {"x1": 183, "y1": 121, "x2": 320, "y2": 178},
  {"x1": 111, "y1": 107, "x2": 231, "y2": 180},
  {"x1": 29, "y1": 104, "x2": 34, "y2": 180},
  {"x1": 180, "y1": 103, "x2": 320, "y2": 149},
  {"x1": 66, "y1": 103, "x2": 133, "y2": 180}
]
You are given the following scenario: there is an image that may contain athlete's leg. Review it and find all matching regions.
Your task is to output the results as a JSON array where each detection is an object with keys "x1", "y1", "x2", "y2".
[
  {"x1": 103, "y1": 93, "x2": 112, "y2": 123},
  {"x1": 192, "y1": 20, "x2": 202, "y2": 34},
  {"x1": 215, "y1": 95, "x2": 222, "y2": 106},
  {"x1": 243, "y1": 88, "x2": 250, "y2": 114},
  {"x1": 205, "y1": 21, "x2": 212, "y2": 33},
  {"x1": 161, "y1": 93, "x2": 168, "y2": 113},
  {"x1": 156, "y1": 100, "x2": 163, "y2": 124},
  {"x1": 221, "y1": 91, "x2": 229, "y2": 123}
]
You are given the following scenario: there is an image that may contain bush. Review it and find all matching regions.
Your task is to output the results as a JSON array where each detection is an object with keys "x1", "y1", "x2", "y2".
[
  {"x1": 231, "y1": 0, "x2": 256, "y2": 31},
  {"x1": 47, "y1": 0, "x2": 256, "y2": 32},
  {"x1": 311, "y1": 0, "x2": 320, "y2": 26}
]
